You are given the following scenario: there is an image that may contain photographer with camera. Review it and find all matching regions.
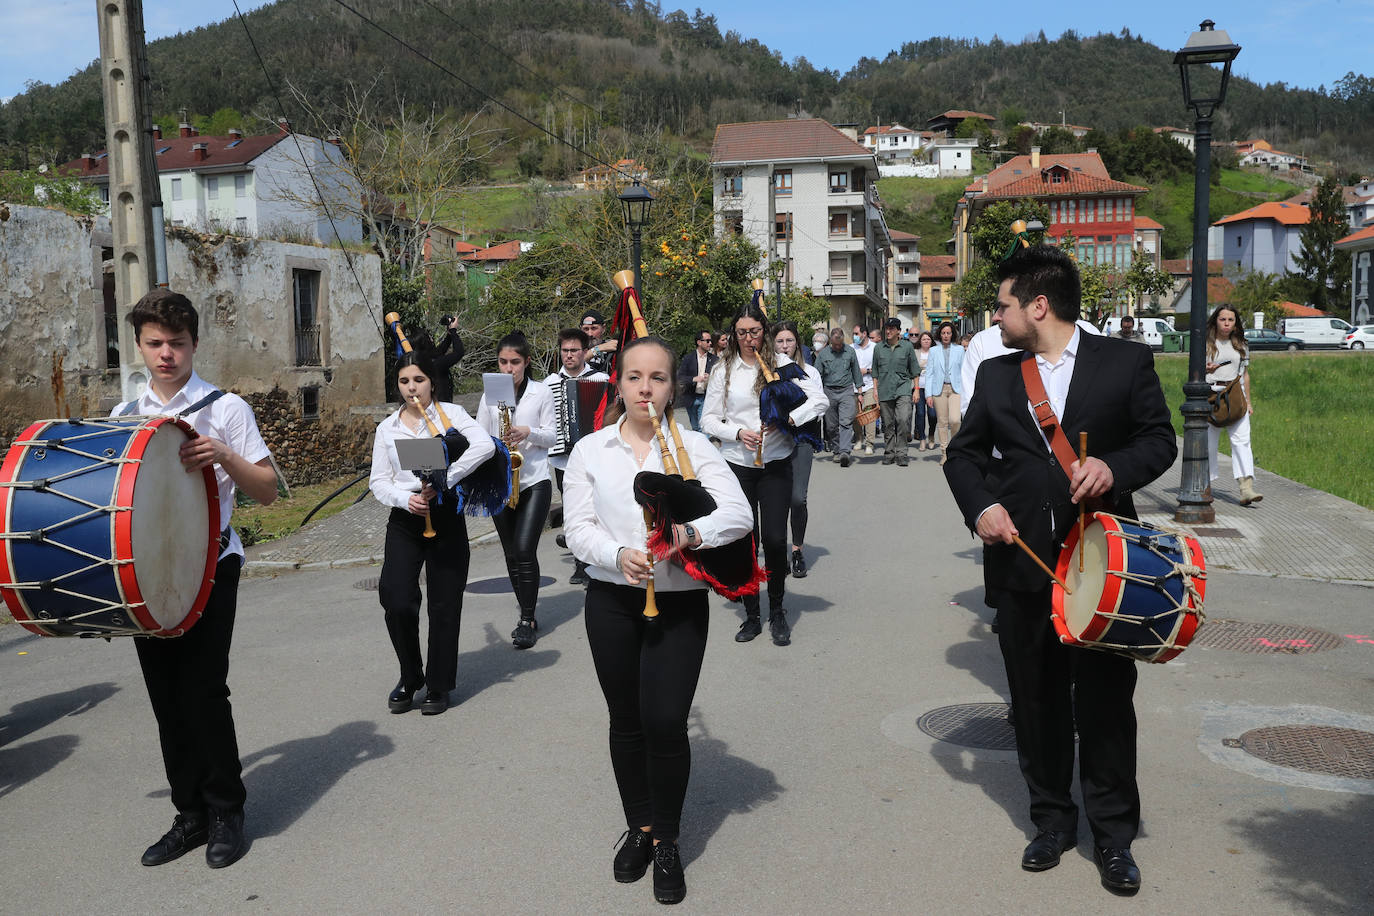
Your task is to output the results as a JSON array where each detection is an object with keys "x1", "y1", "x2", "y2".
[{"x1": 432, "y1": 315, "x2": 465, "y2": 402}]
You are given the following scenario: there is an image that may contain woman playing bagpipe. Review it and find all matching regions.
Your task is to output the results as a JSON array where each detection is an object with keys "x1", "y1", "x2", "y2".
[
  {"x1": 477, "y1": 331, "x2": 556, "y2": 650},
  {"x1": 369, "y1": 326, "x2": 495, "y2": 716},
  {"x1": 701, "y1": 286, "x2": 827, "y2": 646},
  {"x1": 562, "y1": 335, "x2": 755, "y2": 905},
  {"x1": 770, "y1": 320, "x2": 823, "y2": 580}
]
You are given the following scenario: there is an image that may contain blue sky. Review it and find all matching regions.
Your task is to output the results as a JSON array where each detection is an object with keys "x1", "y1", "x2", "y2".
[{"x1": 2, "y1": 1, "x2": 1368, "y2": 104}]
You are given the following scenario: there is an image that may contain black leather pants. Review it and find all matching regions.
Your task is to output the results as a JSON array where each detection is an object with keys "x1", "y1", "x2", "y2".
[{"x1": 492, "y1": 478, "x2": 551, "y2": 619}]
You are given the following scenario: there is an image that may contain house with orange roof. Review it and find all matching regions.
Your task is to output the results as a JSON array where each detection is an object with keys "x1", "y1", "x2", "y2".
[
  {"x1": 1215, "y1": 201, "x2": 1311, "y2": 275},
  {"x1": 576, "y1": 159, "x2": 649, "y2": 191},
  {"x1": 861, "y1": 123, "x2": 922, "y2": 163},
  {"x1": 1335, "y1": 223, "x2": 1374, "y2": 324}
]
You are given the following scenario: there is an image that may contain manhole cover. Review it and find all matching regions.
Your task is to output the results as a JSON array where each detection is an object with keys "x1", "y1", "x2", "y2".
[
  {"x1": 466, "y1": 575, "x2": 557, "y2": 594},
  {"x1": 353, "y1": 577, "x2": 379, "y2": 591},
  {"x1": 917, "y1": 703, "x2": 1017, "y2": 750},
  {"x1": 1192, "y1": 619, "x2": 1343, "y2": 653},
  {"x1": 1224, "y1": 726, "x2": 1374, "y2": 780},
  {"x1": 1192, "y1": 527, "x2": 1244, "y2": 538}
]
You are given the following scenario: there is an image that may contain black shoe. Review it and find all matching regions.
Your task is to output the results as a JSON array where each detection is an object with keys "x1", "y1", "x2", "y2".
[
  {"x1": 1094, "y1": 846, "x2": 1141, "y2": 895},
  {"x1": 205, "y1": 810, "x2": 246, "y2": 869},
  {"x1": 768, "y1": 611, "x2": 791, "y2": 646},
  {"x1": 512, "y1": 617, "x2": 538, "y2": 649},
  {"x1": 420, "y1": 688, "x2": 449, "y2": 716},
  {"x1": 791, "y1": 549, "x2": 807, "y2": 578},
  {"x1": 613, "y1": 828, "x2": 654, "y2": 883},
  {"x1": 896, "y1": 457, "x2": 909, "y2": 467},
  {"x1": 555, "y1": 533, "x2": 568, "y2": 549},
  {"x1": 839, "y1": 453, "x2": 851, "y2": 468},
  {"x1": 388, "y1": 680, "x2": 417, "y2": 714},
  {"x1": 735, "y1": 616, "x2": 762, "y2": 642},
  {"x1": 569, "y1": 562, "x2": 589, "y2": 586},
  {"x1": 881, "y1": 455, "x2": 895, "y2": 465},
  {"x1": 652, "y1": 841, "x2": 686, "y2": 904},
  {"x1": 1021, "y1": 830, "x2": 1076, "y2": 872},
  {"x1": 141, "y1": 813, "x2": 208, "y2": 866}
]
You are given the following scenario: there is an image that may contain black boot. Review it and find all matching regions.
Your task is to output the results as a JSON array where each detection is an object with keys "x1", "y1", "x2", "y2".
[
  {"x1": 652, "y1": 841, "x2": 686, "y2": 904},
  {"x1": 735, "y1": 615, "x2": 762, "y2": 642},
  {"x1": 613, "y1": 828, "x2": 653, "y2": 883}
]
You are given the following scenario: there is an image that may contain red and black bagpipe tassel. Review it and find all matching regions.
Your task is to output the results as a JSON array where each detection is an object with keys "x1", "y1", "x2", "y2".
[{"x1": 592, "y1": 269, "x2": 649, "y2": 429}]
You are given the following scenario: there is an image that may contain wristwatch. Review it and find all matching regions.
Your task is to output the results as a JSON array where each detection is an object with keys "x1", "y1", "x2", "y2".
[{"x1": 683, "y1": 523, "x2": 698, "y2": 547}]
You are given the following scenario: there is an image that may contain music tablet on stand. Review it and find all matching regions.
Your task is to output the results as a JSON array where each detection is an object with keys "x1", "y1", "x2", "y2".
[
  {"x1": 393, "y1": 437, "x2": 447, "y2": 475},
  {"x1": 482, "y1": 372, "x2": 516, "y2": 405}
]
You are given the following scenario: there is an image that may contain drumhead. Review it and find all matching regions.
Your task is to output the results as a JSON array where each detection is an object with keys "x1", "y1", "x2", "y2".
[
  {"x1": 128, "y1": 422, "x2": 214, "y2": 630},
  {"x1": 1061, "y1": 521, "x2": 1110, "y2": 638}
]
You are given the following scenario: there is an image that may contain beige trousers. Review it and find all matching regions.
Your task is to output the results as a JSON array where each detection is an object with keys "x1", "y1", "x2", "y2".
[{"x1": 933, "y1": 383, "x2": 961, "y2": 452}]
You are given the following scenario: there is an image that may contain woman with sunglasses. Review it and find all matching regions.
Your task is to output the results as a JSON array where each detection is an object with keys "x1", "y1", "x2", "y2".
[{"x1": 702, "y1": 301, "x2": 826, "y2": 646}]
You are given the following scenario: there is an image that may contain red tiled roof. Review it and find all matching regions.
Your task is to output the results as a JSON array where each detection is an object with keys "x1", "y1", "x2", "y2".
[
  {"x1": 1133, "y1": 216, "x2": 1165, "y2": 230},
  {"x1": 932, "y1": 110, "x2": 996, "y2": 123},
  {"x1": 1336, "y1": 224, "x2": 1374, "y2": 248},
  {"x1": 889, "y1": 229, "x2": 920, "y2": 241},
  {"x1": 1214, "y1": 202, "x2": 1310, "y2": 227},
  {"x1": 1153, "y1": 126, "x2": 1194, "y2": 135},
  {"x1": 981, "y1": 168, "x2": 1148, "y2": 201},
  {"x1": 920, "y1": 255, "x2": 956, "y2": 281},
  {"x1": 711, "y1": 119, "x2": 871, "y2": 164},
  {"x1": 454, "y1": 241, "x2": 482, "y2": 254},
  {"x1": 979, "y1": 153, "x2": 1112, "y2": 193},
  {"x1": 1286, "y1": 186, "x2": 1367, "y2": 207},
  {"x1": 58, "y1": 132, "x2": 288, "y2": 178},
  {"x1": 463, "y1": 240, "x2": 524, "y2": 262},
  {"x1": 1208, "y1": 276, "x2": 1235, "y2": 302},
  {"x1": 862, "y1": 124, "x2": 915, "y2": 136},
  {"x1": 1280, "y1": 301, "x2": 1326, "y2": 317}
]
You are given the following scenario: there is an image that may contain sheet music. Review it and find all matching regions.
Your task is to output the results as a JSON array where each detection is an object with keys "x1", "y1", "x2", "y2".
[{"x1": 482, "y1": 372, "x2": 516, "y2": 405}]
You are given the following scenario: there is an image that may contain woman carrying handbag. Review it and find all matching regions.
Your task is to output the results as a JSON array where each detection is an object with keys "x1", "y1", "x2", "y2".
[{"x1": 1205, "y1": 305, "x2": 1262, "y2": 506}]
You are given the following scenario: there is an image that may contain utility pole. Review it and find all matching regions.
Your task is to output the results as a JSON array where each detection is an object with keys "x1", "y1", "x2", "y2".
[{"x1": 97, "y1": 0, "x2": 165, "y2": 399}]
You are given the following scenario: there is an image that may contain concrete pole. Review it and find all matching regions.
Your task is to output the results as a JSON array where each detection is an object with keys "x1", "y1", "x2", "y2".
[{"x1": 97, "y1": 0, "x2": 163, "y2": 400}]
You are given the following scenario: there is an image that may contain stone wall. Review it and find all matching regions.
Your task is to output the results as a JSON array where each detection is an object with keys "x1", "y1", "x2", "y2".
[{"x1": 242, "y1": 387, "x2": 373, "y2": 485}]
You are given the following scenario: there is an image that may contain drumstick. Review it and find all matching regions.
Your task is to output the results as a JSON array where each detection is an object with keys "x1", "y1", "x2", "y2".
[
  {"x1": 1011, "y1": 534, "x2": 1072, "y2": 594},
  {"x1": 1078, "y1": 431, "x2": 1088, "y2": 573}
]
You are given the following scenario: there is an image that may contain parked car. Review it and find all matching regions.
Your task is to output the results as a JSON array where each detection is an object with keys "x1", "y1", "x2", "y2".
[
  {"x1": 1244, "y1": 328, "x2": 1304, "y2": 351},
  {"x1": 1279, "y1": 316, "x2": 1354, "y2": 347},
  {"x1": 1343, "y1": 326, "x2": 1374, "y2": 349}
]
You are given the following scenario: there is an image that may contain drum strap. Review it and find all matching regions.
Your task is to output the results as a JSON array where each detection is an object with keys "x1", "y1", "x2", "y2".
[
  {"x1": 1019, "y1": 353, "x2": 1077, "y2": 483},
  {"x1": 117, "y1": 389, "x2": 224, "y2": 418}
]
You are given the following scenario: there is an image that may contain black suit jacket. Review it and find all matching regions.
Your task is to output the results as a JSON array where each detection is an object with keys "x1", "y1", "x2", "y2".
[
  {"x1": 676, "y1": 350, "x2": 718, "y2": 400},
  {"x1": 943, "y1": 333, "x2": 1177, "y2": 592}
]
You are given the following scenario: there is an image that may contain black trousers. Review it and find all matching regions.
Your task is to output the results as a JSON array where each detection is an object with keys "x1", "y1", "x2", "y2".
[
  {"x1": 728, "y1": 456, "x2": 793, "y2": 613},
  {"x1": 492, "y1": 478, "x2": 551, "y2": 619},
  {"x1": 789, "y1": 442, "x2": 814, "y2": 546},
  {"x1": 584, "y1": 580, "x2": 708, "y2": 843},
  {"x1": 135, "y1": 555, "x2": 245, "y2": 817},
  {"x1": 378, "y1": 503, "x2": 470, "y2": 693},
  {"x1": 997, "y1": 586, "x2": 1140, "y2": 848}
]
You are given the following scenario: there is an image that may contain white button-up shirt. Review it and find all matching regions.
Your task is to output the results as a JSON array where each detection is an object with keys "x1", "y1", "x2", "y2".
[
  {"x1": 112, "y1": 370, "x2": 270, "y2": 561},
  {"x1": 477, "y1": 377, "x2": 556, "y2": 490},
  {"x1": 701, "y1": 354, "x2": 827, "y2": 467},
  {"x1": 563, "y1": 416, "x2": 754, "y2": 591},
  {"x1": 369, "y1": 402, "x2": 495, "y2": 510},
  {"x1": 853, "y1": 339, "x2": 876, "y2": 392}
]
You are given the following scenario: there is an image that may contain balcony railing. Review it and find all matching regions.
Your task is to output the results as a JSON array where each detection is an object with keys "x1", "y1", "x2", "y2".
[
  {"x1": 295, "y1": 324, "x2": 321, "y2": 366},
  {"x1": 894, "y1": 293, "x2": 922, "y2": 306}
]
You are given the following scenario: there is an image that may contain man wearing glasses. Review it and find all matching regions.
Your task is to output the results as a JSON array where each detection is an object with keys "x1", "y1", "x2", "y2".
[
  {"x1": 549, "y1": 327, "x2": 609, "y2": 584},
  {"x1": 580, "y1": 310, "x2": 617, "y2": 375},
  {"x1": 676, "y1": 329, "x2": 718, "y2": 431}
]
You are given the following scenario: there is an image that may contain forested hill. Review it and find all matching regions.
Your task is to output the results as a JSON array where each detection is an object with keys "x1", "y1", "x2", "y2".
[{"x1": 2, "y1": 1, "x2": 1371, "y2": 175}]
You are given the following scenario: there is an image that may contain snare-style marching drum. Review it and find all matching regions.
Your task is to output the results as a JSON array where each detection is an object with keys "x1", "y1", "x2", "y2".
[
  {"x1": 0, "y1": 416, "x2": 220, "y2": 637},
  {"x1": 1051, "y1": 512, "x2": 1206, "y2": 663}
]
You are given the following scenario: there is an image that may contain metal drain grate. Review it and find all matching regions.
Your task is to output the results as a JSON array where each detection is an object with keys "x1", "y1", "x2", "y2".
[
  {"x1": 1192, "y1": 527, "x2": 1244, "y2": 538},
  {"x1": 353, "y1": 577, "x2": 379, "y2": 591},
  {"x1": 1223, "y1": 726, "x2": 1374, "y2": 780},
  {"x1": 1192, "y1": 619, "x2": 1343, "y2": 653},
  {"x1": 917, "y1": 703, "x2": 1017, "y2": 750}
]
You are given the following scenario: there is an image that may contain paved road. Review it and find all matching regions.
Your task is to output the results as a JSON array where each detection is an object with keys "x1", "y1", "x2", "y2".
[{"x1": 3, "y1": 445, "x2": 1372, "y2": 913}]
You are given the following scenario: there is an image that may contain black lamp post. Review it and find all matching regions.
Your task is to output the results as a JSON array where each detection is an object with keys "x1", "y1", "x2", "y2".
[
  {"x1": 1174, "y1": 20, "x2": 1241, "y2": 524},
  {"x1": 771, "y1": 259, "x2": 786, "y2": 323},
  {"x1": 618, "y1": 180, "x2": 654, "y2": 293},
  {"x1": 822, "y1": 281, "x2": 834, "y2": 329}
]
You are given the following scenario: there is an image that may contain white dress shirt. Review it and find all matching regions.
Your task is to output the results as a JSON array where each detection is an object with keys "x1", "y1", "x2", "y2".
[
  {"x1": 547, "y1": 364, "x2": 609, "y2": 472},
  {"x1": 369, "y1": 402, "x2": 496, "y2": 510},
  {"x1": 476, "y1": 377, "x2": 556, "y2": 490},
  {"x1": 961, "y1": 319, "x2": 1101, "y2": 417},
  {"x1": 563, "y1": 417, "x2": 754, "y2": 590},
  {"x1": 852, "y1": 339, "x2": 876, "y2": 392},
  {"x1": 701, "y1": 354, "x2": 828, "y2": 466},
  {"x1": 112, "y1": 370, "x2": 270, "y2": 561}
]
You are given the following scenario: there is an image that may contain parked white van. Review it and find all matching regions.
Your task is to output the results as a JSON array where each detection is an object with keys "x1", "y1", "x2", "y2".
[
  {"x1": 1280, "y1": 316, "x2": 1354, "y2": 348},
  {"x1": 1100, "y1": 316, "x2": 1175, "y2": 349}
]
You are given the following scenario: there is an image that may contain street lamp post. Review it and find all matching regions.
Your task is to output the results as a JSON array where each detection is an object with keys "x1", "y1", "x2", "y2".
[
  {"x1": 1174, "y1": 20, "x2": 1241, "y2": 524},
  {"x1": 771, "y1": 260, "x2": 786, "y2": 323},
  {"x1": 618, "y1": 180, "x2": 655, "y2": 294},
  {"x1": 822, "y1": 281, "x2": 834, "y2": 329}
]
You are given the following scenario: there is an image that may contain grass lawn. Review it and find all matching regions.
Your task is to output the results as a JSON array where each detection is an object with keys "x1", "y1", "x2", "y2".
[
  {"x1": 1217, "y1": 169, "x2": 1303, "y2": 196},
  {"x1": 234, "y1": 473, "x2": 371, "y2": 545},
  {"x1": 435, "y1": 186, "x2": 538, "y2": 238},
  {"x1": 1152, "y1": 351, "x2": 1374, "y2": 509},
  {"x1": 875, "y1": 175, "x2": 970, "y2": 255}
]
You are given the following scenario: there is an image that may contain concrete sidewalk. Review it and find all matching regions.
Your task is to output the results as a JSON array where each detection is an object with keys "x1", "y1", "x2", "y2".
[{"x1": 3, "y1": 442, "x2": 1372, "y2": 914}]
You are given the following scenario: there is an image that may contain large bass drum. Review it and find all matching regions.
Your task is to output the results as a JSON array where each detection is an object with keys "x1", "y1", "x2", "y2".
[{"x1": 0, "y1": 416, "x2": 220, "y2": 637}]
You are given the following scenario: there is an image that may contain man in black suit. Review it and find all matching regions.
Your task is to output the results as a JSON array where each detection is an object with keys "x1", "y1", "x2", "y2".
[
  {"x1": 943, "y1": 246, "x2": 1177, "y2": 895},
  {"x1": 675, "y1": 328, "x2": 718, "y2": 431}
]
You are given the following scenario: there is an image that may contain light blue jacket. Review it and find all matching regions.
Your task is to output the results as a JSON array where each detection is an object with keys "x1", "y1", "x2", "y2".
[{"x1": 920, "y1": 343, "x2": 965, "y2": 398}]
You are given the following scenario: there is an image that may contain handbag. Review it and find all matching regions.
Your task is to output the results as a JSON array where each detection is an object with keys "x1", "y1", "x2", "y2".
[{"x1": 1207, "y1": 376, "x2": 1248, "y2": 428}]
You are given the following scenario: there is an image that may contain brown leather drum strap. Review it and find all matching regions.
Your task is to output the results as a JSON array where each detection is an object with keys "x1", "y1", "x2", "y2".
[{"x1": 1020, "y1": 353, "x2": 1077, "y2": 484}]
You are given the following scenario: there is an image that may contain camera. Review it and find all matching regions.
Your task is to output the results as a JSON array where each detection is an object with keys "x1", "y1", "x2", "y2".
[{"x1": 440, "y1": 315, "x2": 454, "y2": 327}]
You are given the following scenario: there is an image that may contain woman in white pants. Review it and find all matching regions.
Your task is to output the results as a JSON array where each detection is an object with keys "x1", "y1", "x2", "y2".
[{"x1": 1205, "y1": 305, "x2": 1262, "y2": 506}]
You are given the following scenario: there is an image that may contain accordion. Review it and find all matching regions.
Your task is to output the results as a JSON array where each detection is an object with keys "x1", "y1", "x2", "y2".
[{"x1": 550, "y1": 377, "x2": 612, "y2": 457}]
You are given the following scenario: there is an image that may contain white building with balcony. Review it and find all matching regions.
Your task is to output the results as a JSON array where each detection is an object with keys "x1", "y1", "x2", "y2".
[
  {"x1": 887, "y1": 230, "x2": 922, "y2": 328},
  {"x1": 711, "y1": 119, "x2": 893, "y2": 329},
  {"x1": 861, "y1": 123, "x2": 922, "y2": 162}
]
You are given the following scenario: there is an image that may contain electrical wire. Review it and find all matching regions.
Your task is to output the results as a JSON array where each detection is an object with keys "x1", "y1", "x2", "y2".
[{"x1": 231, "y1": 0, "x2": 383, "y2": 335}]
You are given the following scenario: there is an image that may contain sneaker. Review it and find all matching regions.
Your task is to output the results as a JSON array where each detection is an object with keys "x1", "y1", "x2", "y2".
[
  {"x1": 881, "y1": 455, "x2": 895, "y2": 466},
  {"x1": 839, "y1": 453, "x2": 851, "y2": 468},
  {"x1": 205, "y1": 810, "x2": 246, "y2": 869},
  {"x1": 864, "y1": 444, "x2": 874, "y2": 456},
  {"x1": 652, "y1": 841, "x2": 687, "y2": 904},
  {"x1": 790, "y1": 549, "x2": 807, "y2": 578},
  {"x1": 613, "y1": 829, "x2": 654, "y2": 883},
  {"x1": 512, "y1": 617, "x2": 538, "y2": 649},
  {"x1": 735, "y1": 616, "x2": 762, "y2": 642},
  {"x1": 768, "y1": 611, "x2": 791, "y2": 646},
  {"x1": 897, "y1": 456, "x2": 909, "y2": 467}
]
